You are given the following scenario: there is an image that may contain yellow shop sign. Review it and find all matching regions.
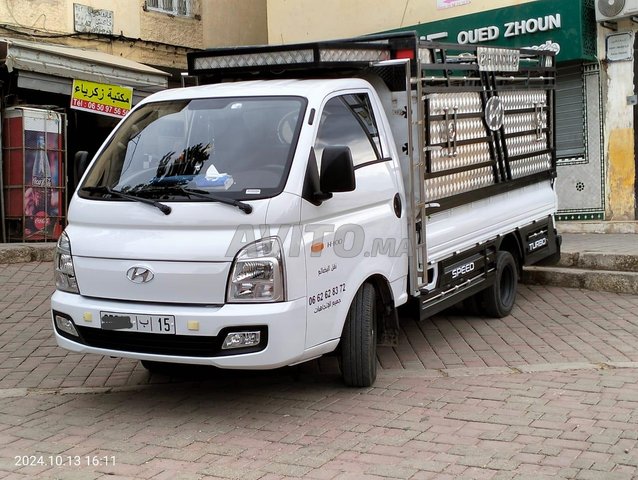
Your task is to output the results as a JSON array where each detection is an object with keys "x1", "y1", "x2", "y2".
[{"x1": 70, "y1": 79, "x2": 133, "y2": 118}]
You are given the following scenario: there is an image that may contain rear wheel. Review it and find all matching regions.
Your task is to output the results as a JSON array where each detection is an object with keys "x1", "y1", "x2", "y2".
[
  {"x1": 480, "y1": 250, "x2": 518, "y2": 318},
  {"x1": 340, "y1": 283, "x2": 377, "y2": 387}
]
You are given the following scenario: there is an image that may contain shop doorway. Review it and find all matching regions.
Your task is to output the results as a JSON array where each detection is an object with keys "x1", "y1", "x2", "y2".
[{"x1": 67, "y1": 110, "x2": 118, "y2": 195}]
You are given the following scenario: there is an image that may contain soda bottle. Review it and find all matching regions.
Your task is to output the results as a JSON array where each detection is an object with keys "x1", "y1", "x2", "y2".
[{"x1": 30, "y1": 133, "x2": 52, "y2": 232}]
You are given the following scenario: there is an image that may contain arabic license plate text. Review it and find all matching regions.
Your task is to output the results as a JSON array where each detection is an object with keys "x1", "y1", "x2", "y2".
[{"x1": 100, "y1": 312, "x2": 176, "y2": 334}]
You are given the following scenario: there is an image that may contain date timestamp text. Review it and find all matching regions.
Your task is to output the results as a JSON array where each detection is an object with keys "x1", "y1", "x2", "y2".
[{"x1": 15, "y1": 455, "x2": 116, "y2": 467}]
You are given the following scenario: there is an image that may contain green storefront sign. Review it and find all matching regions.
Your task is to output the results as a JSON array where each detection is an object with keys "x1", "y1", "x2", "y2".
[{"x1": 391, "y1": 0, "x2": 596, "y2": 63}]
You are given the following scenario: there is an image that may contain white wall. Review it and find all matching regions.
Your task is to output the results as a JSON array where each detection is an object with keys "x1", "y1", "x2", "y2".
[
  {"x1": 598, "y1": 20, "x2": 636, "y2": 220},
  {"x1": 266, "y1": 0, "x2": 538, "y2": 43}
]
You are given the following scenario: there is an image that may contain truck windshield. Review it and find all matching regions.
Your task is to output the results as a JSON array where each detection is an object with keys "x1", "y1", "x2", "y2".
[{"x1": 80, "y1": 96, "x2": 306, "y2": 201}]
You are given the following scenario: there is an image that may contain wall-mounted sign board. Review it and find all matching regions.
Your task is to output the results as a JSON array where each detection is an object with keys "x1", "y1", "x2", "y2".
[{"x1": 606, "y1": 32, "x2": 633, "y2": 62}]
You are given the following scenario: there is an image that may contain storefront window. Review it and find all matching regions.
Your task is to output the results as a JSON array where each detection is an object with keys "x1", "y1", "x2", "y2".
[{"x1": 146, "y1": 0, "x2": 190, "y2": 17}]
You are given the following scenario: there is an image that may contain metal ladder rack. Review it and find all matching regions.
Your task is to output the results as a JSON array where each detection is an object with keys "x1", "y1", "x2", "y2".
[
  {"x1": 371, "y1": 55, "x2": 430, "y2": 296},
  {"x1": 406, "y1": 40, "x2": 556, "y2": 297},
  {"x1": 406, "y1": 50, "x2": 430, "y2": 295}
]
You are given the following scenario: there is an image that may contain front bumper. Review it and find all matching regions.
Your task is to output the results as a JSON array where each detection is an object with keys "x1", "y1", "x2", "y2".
[{"x1": 51, "y1": 291, "x2": 309, "y2": 369}]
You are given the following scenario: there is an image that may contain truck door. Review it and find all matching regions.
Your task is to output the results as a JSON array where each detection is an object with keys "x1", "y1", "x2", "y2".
[{"x1": 301, "y1": 91, "x2": 404, "y2": 349}]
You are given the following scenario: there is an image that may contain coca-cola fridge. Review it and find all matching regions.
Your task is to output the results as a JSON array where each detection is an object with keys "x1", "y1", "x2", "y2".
[{"x1": 2, "y1": 107, "x2": 66, "y2": 242}]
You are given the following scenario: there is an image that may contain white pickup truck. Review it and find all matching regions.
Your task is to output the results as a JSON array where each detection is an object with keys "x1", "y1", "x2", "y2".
[{"x1": 51, "y1": 32, "x2": 560, "y2": 387}]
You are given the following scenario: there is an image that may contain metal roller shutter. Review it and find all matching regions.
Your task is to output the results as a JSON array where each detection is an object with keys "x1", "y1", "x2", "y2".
[{"x1": 555, "y1": 63, "x2": 585, "y2": 158}]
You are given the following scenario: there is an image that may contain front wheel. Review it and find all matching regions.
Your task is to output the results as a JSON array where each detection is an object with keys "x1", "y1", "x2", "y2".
[
  {"x1": 480, "y1": 250, "x2": 518, "y2": 318},
  {"x1": 340, "y1": 283, "x2": 377, "y2": 387}
]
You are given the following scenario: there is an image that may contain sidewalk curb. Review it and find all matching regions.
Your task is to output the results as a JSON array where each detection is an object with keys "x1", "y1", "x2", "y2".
[
  {"x1": 557, "y1": 221, "x2": 638, "y2": 234},
  {"x1": 522, "y1": 266, "x2": 638, "y2": 295},
  {"x1": 556, "y1": 251, "x2": 638, "y2": 272},
  {"x1": 0, "y1": 244, "x2": 55, "y2": 264}
]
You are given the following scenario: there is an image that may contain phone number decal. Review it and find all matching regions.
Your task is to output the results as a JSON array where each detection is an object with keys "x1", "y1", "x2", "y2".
[{"x1": 309, "y1": 283, "x2": 346, "y2": 313}]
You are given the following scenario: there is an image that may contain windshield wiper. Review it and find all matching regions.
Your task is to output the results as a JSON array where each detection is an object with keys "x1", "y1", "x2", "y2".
[
  {"x1": 81, "y1": 186, "x2": 172, "y2": 216},
  {"x1": 179, "y1": 187, "x2": 253, "y2": 214}
]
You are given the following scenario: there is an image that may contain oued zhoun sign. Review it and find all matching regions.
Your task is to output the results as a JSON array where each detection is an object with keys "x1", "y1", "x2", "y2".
[
  {"x1": 389, "y1": 0, "x2": 596, "y2": 63},
  {"x1": 71, "y1": 79, "x2": 132, "y2": 118}
]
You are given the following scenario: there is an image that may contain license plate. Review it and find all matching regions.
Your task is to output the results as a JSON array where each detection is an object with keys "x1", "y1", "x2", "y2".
[{"x1": 100, "y1": 312, "x2": 176, "y2": 334}]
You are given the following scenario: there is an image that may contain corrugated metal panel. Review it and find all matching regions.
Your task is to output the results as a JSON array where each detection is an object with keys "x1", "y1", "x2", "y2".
[
  {"x1": 555, "y1": 63, "x2": 585, "y2": 158},
  {"x1": 0, "y1": 38, "x2": 168, "y2": 95},
  {"x1": 16, "y1": 71, "x2": 153, "y2": 104}
]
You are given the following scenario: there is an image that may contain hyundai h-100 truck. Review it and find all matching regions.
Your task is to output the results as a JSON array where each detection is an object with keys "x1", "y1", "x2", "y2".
[{"x1": 51, "y1": 32, "x2": 560, "y2": 386}]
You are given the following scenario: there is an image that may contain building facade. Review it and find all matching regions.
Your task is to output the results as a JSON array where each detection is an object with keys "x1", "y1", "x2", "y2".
[
  {"x1": 266, "y1": 0, "x2": 537, "y2": 44},
  {"x1": 267, "y1": 0, "x2": 635, "y2": 222},
  {"x1": 0, "y1": 0, "x2": 267, "y2": 71}
]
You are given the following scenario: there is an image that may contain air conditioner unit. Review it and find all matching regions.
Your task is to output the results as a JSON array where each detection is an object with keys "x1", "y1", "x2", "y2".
[{"x1": 596, "y1": 0, "x2": 638, "y2": 22}]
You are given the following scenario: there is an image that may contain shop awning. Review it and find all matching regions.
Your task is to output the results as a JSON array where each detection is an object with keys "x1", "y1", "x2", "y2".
[{"x1": 0, "y1": 38, "x2": 170, "y2": 103}]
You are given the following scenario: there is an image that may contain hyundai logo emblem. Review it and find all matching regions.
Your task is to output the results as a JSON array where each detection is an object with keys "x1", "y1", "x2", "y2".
[{"x1": 126, "y1": 266, "x2": 154, "y2": 284}]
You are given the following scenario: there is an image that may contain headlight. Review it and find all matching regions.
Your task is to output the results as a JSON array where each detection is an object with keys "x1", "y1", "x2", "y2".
[
  {"x1": 54, "y1": 232, "x2": 79, "y2": 294},
  {"x1": 227, "y1": 237, "x2": 285, "y2": 303}
]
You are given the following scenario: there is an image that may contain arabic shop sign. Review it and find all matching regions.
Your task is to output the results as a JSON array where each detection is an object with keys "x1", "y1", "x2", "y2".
[
  {"x1": 70, "y1": 79, "x2": 132, "y2": 118},
  {"x1": 389, "y1": 0, "x2": 596, "y2": 62}
]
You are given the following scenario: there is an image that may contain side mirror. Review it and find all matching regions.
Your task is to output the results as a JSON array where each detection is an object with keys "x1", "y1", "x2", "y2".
[
  {"x1": 74, "y1": 151, "x2": 90, "y2": 182},
  {"x1": 319, "y1": 146, "x2": 355, "y2": 194}
]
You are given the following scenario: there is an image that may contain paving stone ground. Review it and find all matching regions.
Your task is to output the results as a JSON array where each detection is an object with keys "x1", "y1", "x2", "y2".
[{"x1": 1, "y1": 262, "x2": 638, "y2": 479}]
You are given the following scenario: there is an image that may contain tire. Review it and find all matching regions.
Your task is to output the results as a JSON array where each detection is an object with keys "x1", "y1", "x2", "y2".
[
  {"x1": 480, "y1": 250, "x2": 518, "y2": 318},
  {"x1": 340, "y1": 283, "x2": 377, "y2": 387}
]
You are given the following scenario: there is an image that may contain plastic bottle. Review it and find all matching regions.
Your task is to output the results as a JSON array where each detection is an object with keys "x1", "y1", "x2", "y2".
[{"x1": 30, "y1": 133, "x2": 52, "y2": 231}]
